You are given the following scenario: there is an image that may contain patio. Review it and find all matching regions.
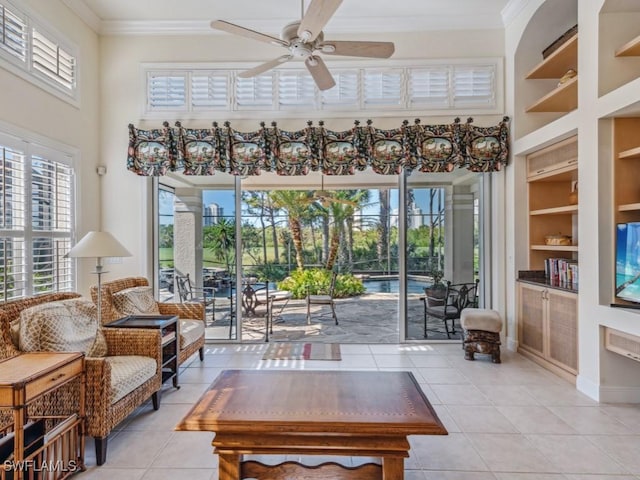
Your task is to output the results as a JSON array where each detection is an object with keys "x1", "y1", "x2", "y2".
[{"x1": 204, "y1": 292, "x2": 461, "y2": 343}]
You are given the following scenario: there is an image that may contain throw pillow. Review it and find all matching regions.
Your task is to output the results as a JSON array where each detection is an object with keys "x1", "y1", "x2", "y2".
[
  {"x1": 112, "y1": 286, "x2": 160, "y2": 316},
  {"x1": 18, "y1": 299, "x2": 107, "y2": 357}
]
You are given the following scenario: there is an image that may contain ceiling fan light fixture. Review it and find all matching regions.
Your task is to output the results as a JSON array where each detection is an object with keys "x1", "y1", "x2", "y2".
[
  {"x1": 299, "y1": 29, "x2": 313, "y2": 42},
  {"x1": 320, "y1": 44, "x2": 336, "y2": 53}
]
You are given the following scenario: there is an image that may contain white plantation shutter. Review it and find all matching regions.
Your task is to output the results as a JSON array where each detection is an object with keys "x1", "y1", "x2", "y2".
[
  {"x1": 236, "y1": 74, "x2": 274, "y2": 108},
  {"x1": 148, "y1": 73, "x2": 187, "y2": 109},
  {"x1": 192, "y1": 72, "x2": 229, "y2": 109},
  {"x1": 0, "y1": 2, "x2": 27, "y2": 62},
  {"x1": 32, "y1": 28, "x2": 75, "y2": 91},
  {"x1": 409, "y1": 68, "x2": 449, "y2": 108},
  {"x1": 453, "y1": 65, "x2": 495, "y2": 107},
  {"x1": 363, "y1": 69, "x2": 402, "y2": 107},
  {"x1": 321, "y1": 71, "x2": 358, "y2": 107},
  {"x1": 278, "y1": 71, "x2": 315, "y2": 107},
  {"x1": 0, "y1": 138, "x2": 74, "y2": 300},
  {"x1": 0, "y1": 144, "x2": 25, "y2": 230}
]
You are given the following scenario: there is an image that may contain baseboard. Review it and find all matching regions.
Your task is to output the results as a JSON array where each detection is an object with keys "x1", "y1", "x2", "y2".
[
  {"x1": 506, "y1": 336, "x2": 518, "y2": 351},
  {"x1": 598, "y1": 385, "x2": 640, "y2": 404}
]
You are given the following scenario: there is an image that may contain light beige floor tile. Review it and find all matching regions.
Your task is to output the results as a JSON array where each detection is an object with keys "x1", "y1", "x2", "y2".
[
  {"x1": 496, "y1": 406, "x2": 576, "y2": 434},
  {"x1": 493, "y1": 474, "x2": 565, "y2": 480},
  {"x1": 76, "y1": 467, "x2": 147, "y2": 480},
  {"x1": 156, "y1": 382, "x2": 210, "y2": 404},
  {"x1": 338, "y1": 354, "x2": 378, "y2": 368},
  {"x1": 374, "y1": 354, "x2": 416, "y2": 368},
  {"x1": 564, "y1": 475, "x2": 638, "y2": 479},
  {"x1": 178, "y1": 366, "x2": 223, "y2": 384},
  {"x1": 600, "y1": 404, "x2": 640, "y2": 429},
  {"x1": 197, "y1": 353, "x2": 233, "y2": 367},
  {"x1": 404, "y1": 471, "x2": 428, "y2": 480},
  {"x1": 409, "y1": 433, "x2": 489, "y2": 471},
  {"x1": 151, "y1": 431, "x2": 218, "y2": 469},
  {"x1": 409, "y1": 354, "x2": 453, "y2": 367},
  {"x1": 99, "y1": 430, "x2": 173, "y2": 468},
  {"x1": 430, "y1": 384, "x2": 492, "y2": 406},
  {"x1": 418, "y1": 367, "x2": 470, "y2": 384},
  {"x1": 339, "y1": 344, "x2": 372, "y2": 354},
  {"x1": 475, "y1": 385, "x2": 541, "y2": 406},
  {"x1": 586, "y1": 435, "x2": 640, "y2": 474},
  {"x1": 140, "y1": 468, "x2": 215, "y2": 480},
  {"x1": 548, "y1": 406, "x2": 634, "y2": 434},
  {"x1": 121, "y1": 402, "x2": 192, "y2": 432},
  {"x1": 526, "y1": 434, "x2": 628, "y2": 474},
  {"x1": 446, "y1": 406, "x2": 518, "y2": 433},
  {"x1": 466, "y1": 433, "x2": 553, "y2": 473},
  {"x1": 526, "y1": 385, "x2": 599, "y2": 406},
  {"x1": 433, "y1": 404, "x2": 461, "y2": 433},
  {"x1": 418, "y1": 383, "x2": 442, "y2": 404},
  {"x1": 423, "y1": 472, "x2": 498, "y2": 480}
]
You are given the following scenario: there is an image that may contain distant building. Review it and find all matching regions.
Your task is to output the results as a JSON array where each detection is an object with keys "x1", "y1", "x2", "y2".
[
  {"x1": 204, "y1": 203, "x2": 223, "y2": 226},
  {"x1": 408, "y1": 203, "x2": 424, "y2": 229}
]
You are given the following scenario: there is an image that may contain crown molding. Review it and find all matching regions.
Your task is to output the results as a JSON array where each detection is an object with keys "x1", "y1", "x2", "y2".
[
  {"x1": 91, "y1": 16, "x2": 505, "y2": 36},
  {"x1": 501, "y1": 0, "x2": 532, "y2": 27},
  {"x1": 61, "y1": 0, "x2": 102, "y2": 32}
]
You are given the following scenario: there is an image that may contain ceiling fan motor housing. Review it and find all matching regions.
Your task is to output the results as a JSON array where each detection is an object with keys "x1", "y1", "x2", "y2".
[{"x1": 282, "y1": 21, "x2": 323, "y2": 59}]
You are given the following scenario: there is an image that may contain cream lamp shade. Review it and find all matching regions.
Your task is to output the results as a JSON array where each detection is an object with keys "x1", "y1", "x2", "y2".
[{"x1": 66, "y1": 231, "x2": 131, "y2": 260}]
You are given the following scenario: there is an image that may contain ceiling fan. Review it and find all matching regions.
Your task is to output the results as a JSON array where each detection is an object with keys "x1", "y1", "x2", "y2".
[{"x1": 210, "y1": 0, "x2": 395, "y2": 91}]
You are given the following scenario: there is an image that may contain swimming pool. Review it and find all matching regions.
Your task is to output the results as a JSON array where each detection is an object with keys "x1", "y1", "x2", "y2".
[{"x1": 362, "y1": 278, "x2": 430, "y2": 294}]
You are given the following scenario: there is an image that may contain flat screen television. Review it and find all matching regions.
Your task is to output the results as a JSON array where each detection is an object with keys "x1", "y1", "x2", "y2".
[{"x1": 615, "y1": 222, "x2": 640, "y2": 306}]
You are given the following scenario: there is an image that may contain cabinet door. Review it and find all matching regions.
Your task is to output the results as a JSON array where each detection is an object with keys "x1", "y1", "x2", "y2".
[
  {"x1": 518, "y1": 283, "x2": 545, "y2": 356},
  {"x1": 546, "y1": 289, "x2": 578, "y2": 373}
]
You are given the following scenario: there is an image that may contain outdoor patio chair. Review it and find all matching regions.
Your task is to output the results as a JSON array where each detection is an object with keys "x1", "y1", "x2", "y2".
[
  {"x1": 175, "y1": 273, "x2": 216, "y2": 326},
  {"x1": 422, "y1": 279, "x2": 479, "y2": 338},
  {"x1": 306, "y1": 271, "x2": 338, "y2": 325}
]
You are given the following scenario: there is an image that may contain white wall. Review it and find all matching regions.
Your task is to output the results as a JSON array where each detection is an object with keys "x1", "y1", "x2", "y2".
[{"x1": 0, "y1": 0, "x2": 101, "y2": 296}]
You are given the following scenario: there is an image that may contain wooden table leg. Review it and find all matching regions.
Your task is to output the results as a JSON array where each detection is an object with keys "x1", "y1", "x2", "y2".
[
  {"x1": 218, "y1": 452, "x2": 241, "y2": 480},
  {"x1": 382, "y1": 456, "x2": 404, "y2": 480}
]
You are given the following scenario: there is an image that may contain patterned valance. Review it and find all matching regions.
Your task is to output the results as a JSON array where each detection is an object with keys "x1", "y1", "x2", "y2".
[{"x1": 126, "y1": 117, "x2": 509, "y2": 176}]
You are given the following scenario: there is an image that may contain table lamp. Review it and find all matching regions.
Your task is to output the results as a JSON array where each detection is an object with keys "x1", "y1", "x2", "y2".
[{"x1": 66, "y1": 231, "x2": 132, "y2": 325}]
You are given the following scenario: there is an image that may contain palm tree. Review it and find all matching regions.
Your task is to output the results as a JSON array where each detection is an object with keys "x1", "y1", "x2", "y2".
[
  {"x1": 324, "y1": 190, "x2": 369, "y2": 271},
  {"x1": 378, "y1": 189, "x2": 390, "y2": 272},
  {"x1": 269, "y1": 190, "x2": 314, "y2": 270},
  {"x1": 204, "y1": 218, "x2": 235, "y2": 273}
]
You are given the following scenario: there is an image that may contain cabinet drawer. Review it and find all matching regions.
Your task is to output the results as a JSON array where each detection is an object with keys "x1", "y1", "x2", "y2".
[{"x1": 25, "y1": 357, "x2": 83, "y2": 401}]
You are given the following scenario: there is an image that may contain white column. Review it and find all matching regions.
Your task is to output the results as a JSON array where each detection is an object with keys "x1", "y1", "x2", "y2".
[{"x1": 173, "y1": 188, "x2": 203, "y2": 295}]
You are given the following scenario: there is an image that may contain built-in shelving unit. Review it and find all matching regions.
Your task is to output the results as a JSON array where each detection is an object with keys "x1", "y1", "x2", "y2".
[
  {"x1": 525, "y1": 33, "x2": 578, "y2": 113},
  {"x1": 526, "y1": 136, "x2": 579, "y2": 270},
  {"x1": 615, "y1": 34, "x2": 640, "y2": 57},
  {"x1": 614, "y1": 118, "x2": 640, "y2": 223}
]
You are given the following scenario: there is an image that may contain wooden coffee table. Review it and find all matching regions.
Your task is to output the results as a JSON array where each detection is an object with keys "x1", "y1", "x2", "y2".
[{"x1": 176, "y1": 369, "x2": 447, "y2": 480}]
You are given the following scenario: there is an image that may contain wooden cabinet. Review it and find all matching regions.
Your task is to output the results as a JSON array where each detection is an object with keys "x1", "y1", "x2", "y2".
[
  {"x1": 613, "y1": 117, "x2": 640, "y2": 224},
  {"x1": 526, "y1": 32, "x2": 578, "y2": 113},
  {"x1": 527, "y1": 136, "x2": 579, "y2": 270},
  {"x1": 518, "y1": 282, "x2": 578, "y2": 379}
]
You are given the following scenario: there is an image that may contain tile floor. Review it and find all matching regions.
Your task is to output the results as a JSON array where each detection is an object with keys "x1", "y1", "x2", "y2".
[{"x1": 77, "y1": 343, "x2": 640, "y2": 479}]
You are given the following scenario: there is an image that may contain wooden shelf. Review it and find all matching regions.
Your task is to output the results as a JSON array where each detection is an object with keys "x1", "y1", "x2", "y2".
[
  {"x1": 530, "y1": 205, "x2": 578, "y2": 216},
  {"x1": 526, "y1": 76, "x2": 578, "y2": 112},
  {"x1": 531, "y1": 245, "x2": 579, "y2": 251},
  {"x1": 618, "y1": 146, "x2": 640, "y2": 159},
  {"x1": 615, "y1": 34, "x2": 640, "y2": 57},
  {"x1": 618, "y1": 203, "x2": 640, "y2": 212},
  {"x1": 526, "y1": 33, "x2": 578, "y2": 79}
]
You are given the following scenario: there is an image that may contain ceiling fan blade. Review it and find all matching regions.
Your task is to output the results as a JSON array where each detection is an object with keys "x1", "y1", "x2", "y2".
[
  {"x1": 305, "y1": 56, "x2": 336, "y2": 91},
  {"x1": 297, "y1": 0, "x2": 343, "y2": 42},
  {"x1": 211, "y1": 20, "x2": 289, "y2": 47},
  {"x1": 238, "y1": 55, "x2": 292, "y2": 78},
  {"x1": 319, "y1": 40, "x2": 395, "y2": 58}
]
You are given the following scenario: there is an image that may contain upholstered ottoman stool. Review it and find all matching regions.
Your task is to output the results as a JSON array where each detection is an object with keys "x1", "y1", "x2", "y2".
[{"x1": 460, "y1": 308, "x2": 503, "y2": 363}]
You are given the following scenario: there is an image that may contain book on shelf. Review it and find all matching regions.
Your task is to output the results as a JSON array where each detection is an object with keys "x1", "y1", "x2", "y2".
[
  {"x1": 544, "y1": 257, "x2": 578, "y2": 288},
  {"x1": 161, "y1": 331, "x2": 176, "y2": 345}
]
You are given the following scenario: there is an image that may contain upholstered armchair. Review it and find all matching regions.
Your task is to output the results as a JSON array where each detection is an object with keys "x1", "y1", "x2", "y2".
[
  {"x1": 92, "y1": 276, "x2": 205, "y2": 365},
  {"x1": 0, "y1": 292, "x2": 163, "y2": 466}
]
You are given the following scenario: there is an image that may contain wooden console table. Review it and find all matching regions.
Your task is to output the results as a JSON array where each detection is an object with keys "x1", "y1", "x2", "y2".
[
  {"x1": 177, "y1": 369, "x2": 447, "y2": 480},
  {"x1": 0, "y1": 352, "x2": 85, "y2": 480}
]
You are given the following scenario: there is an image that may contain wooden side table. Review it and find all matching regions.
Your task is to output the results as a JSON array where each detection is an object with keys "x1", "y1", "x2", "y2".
[
  {"x1": 0, "y1": 352, "x2": 85, "y2": 480},
  {"x1": 105, "y1": 315, "x2": 180, "y2": 390}
]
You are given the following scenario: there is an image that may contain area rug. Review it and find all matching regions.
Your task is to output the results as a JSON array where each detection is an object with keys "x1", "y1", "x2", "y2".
[{"x1": 262, "y1": 342, "x2": 341, "y2": 361}]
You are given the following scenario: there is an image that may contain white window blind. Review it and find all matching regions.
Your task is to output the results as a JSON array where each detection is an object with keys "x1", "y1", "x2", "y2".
[
  {"x1": 409, "y1": 68, "x2": 449, "y2": 107},
  {"x1": 236, "y1": 74, "x2": 274, "y2": 108},
  {"x1": 0, "y1": 137, "x2": 74, "y2": 301},
  {"x1": 192, "y1": 72, "x2": 228, "y2": 109},
  {"x1": 0, "y1": 144, "x2": 25, "y2": 230},
  {"x1": 453, "y1": 65, "x2": 495, "y2": 107},
  {"x1": 278, "y1": 71, "x2": 315, "y2": 107},
  {"x1": 321, "y1": 71, "x2": 358, "y2": 107},
  {"x1": 148, "y1": 73, "x2": 187, "y2": 109},
  {"x1": 0, "y1": 2, "x2": 27, "y2": 62},
  {"x1": 32, "y1": 28, "x2": 75, "y2": 91},
  {"x1": 363, "y1": 69, "x2": 402, "y2": 107}
]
